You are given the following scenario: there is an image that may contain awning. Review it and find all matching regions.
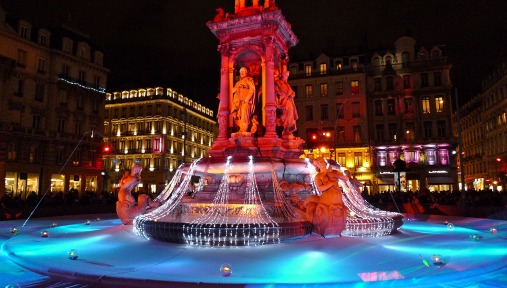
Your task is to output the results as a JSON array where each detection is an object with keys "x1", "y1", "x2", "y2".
[
  {"x1": 427, "y1": 177, "x2": 454, "y2": 184},
  {"x1": 377, "y1": 177, "x2": 394, "y2": 185}
]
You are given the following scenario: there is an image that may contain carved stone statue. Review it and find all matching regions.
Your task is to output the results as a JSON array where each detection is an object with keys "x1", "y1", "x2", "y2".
[
  {"x1": 275, "y1": 69, "x2": 298, "y2": 135},
  {"x1": 213, "y1": 7, "x2": 226, "y2": 22},
  {"x1": 302, "y1": 157, "x2": 348, "y2": 237},
  {"x1": 232, "y1": 67, "x2": 256, "y2": 132},
  {"x1": 116, "y1": 163, "x2": 160, "y2": 225}
]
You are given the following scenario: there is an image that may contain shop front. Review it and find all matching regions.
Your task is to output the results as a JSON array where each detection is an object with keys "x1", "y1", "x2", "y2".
[{"x1": 426, "y1": 170, "x2": 455, "y2": 192}]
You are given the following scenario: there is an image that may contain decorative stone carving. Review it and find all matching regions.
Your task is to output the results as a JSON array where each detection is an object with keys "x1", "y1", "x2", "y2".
[
  {"x1": 302, "y1": 157, "x2": 348, "y2": 237},
  {"x1": 116, "y1": 164, "x2": 160, "y2": 225}
]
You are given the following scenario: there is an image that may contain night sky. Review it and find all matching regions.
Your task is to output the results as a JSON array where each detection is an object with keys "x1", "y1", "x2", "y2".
[{"x1": 1, "y1": 0, "x2": 506, "y2": 109}]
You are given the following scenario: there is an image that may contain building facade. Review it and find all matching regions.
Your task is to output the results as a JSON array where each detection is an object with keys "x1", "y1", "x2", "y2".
[
  {"x1": 457, "y1": 62, "x2": 507, "y2": 191},
  {"x1": 0, "y1": 7, "x2": 109, "y2": 199},
  {"x1": 103, "y1": 88, "x2": 216, "y2": 194},
  {"x1": 367, "y1": 36, "x2": 456, "y2": 193},
  {"x1": 289, "y1": 53, "x2": 372, "y2": 193},
  {"x1": 290, "y1": 36, "x2": 457, "y2": 194}
]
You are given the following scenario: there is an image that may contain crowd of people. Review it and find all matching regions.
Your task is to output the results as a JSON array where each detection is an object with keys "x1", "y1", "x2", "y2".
[
  {"x1": 2, "y1": 188, "x2": 506, "y2": 221},
  {"x1": 0, "y1": 190, "x2": 117, "y2": 221},
  {"x1": 364, "y1": 188, "x2": 507, "y2": 219}
]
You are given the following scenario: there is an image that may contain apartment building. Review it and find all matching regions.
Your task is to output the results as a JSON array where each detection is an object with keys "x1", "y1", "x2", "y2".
[
  {"x1": 457, "y1": 62, "x2": 507, "y2": 191},
  {"x1": 290, "y1": 36, "x2": 457, "y2": 193},
  {"x1": 0, "y1": 7, "x2": 109, "y2": 199},
  {"x1": 103, "y1": 88, "x2": 217, "y2": 194}
]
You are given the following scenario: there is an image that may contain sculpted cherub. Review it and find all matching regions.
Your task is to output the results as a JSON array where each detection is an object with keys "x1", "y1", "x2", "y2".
[{"x1": 116, "y1": 163, "x2": 160, "y2": 225}]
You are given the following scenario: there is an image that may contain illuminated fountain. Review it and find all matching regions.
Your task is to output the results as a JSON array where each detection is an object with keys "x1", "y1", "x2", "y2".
[{"x1": 124, "y1": 1, "x2": 403, "y2": 246}]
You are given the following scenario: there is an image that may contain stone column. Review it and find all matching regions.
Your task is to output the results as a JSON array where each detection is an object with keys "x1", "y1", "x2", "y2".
[
  {"x1": 217, "y1": 44, "x2": 231, "y2": 141},
  {"x1": 263, "y1": 37, "x2": 277, "y2": 138}
]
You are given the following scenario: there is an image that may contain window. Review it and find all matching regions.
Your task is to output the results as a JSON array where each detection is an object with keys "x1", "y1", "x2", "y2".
[
  {"x1": 374, "y1": 78, "x2": 381, "y2": 91},
  {"x1": 335, "y1": 82, "x2": 343, "y2": 95},
  {"x1": 374, "y1": 100, "x2": 383, "y2": 116},
  {"x1": 351, "y1": 80, "x2": 359, "y2": 94},
  {"x1": 377, "y1": 151, "x2": 387, "y2": 167},
  {"x1": 32, "y1": 115, "x2": 41, "y2": 129},
  {"x1": 352, "y1": 102, "x2": 360, "y2": 118},
  {"x1": 35, "y1": 84, "x2": 44, "y2": 101},
  {"x1": 61, "y1": 64, "x2": 70, "y2": 77},
  {"x1": 426, "y1": 149, "x2": 436, "y2": 165},
  {"x1": 319, "y1": 63, "x2": 327, "y2": 75},
  {"x1": 94, "y1": 75, "x2": 101, "y2": 88},
  {"x1": 14, "y1": 78, "x2": 24, "y2": 96},
  {"x1": 337, "y1": 103, "x2": 344, "y2": 119},
  {"x1": 420, "y1": 73, "x2": 429, "y2": 87},
  {"x1": 121, "y1": 108, "x2": 126, "y2": 118},
  {"x1": 59, "y1": 91, "x2": 67, "y2": 104},
  {"x1": 353, "y1": 126, "x2": 361, "y2": 143},
  {"x1": 438, "y1": 149, "x2": 449, "y2": 165},
  {"x1": 320, "y1": 104, "x2": 328, "y2": 120},
  {"x1": 405, "y1": 122, "x2": 414, "y2": 142},
  {"x1": 375, "y1": 124, "x2": 384, "y2": 141},
  {"x1": 290, "y1": 66, "x2": 297, "y2": 76},
  {"x1": 39, "y1": 32, "x2": 49, "y2": 46},
  {"x1": 405, "y1": 150, "x2": 416, "y2": 163},
  {"x1": 305, "y1": 84, "x2": 313, "y2": 97},
  {"x1": 435, "y1": 96, "x2": 444, "y2": 112},
  {"x1": 75, "y1": 122, "x2": 82, "y2": 135},
  {"x1": 305, "y1": 65, "x2": 312, "y2": 76},
  {"x1": 147, "y1": 105, "x2": 153, "y2": 116},
  {"x1": 29, "y1": 145, "x2": 39, "y2": 164},
  {"x1": 403, "y1": 75, "x2": 411, "y2": 89},
  {"x1": 79, "y1": 45, "x2": 89, "y2": 60},
  {"x1": 305, "y1": 105, "x2": 313, "y2": 121},
  {"x1": 37, "y1": 57, "x2": 47, "y2": 74},
  {"x1": 354, "y1": 152, "x2": 362, "y2": 166},
  {"x1": 78, "y1": 70, "x2": 86, "y2": 83},
  {"x1": 63, "y1": 38, "x2": 73, "y2": 53},
  {"x1": 401, "y1": 52, "x2": 410, "y2": 68},
  {"x1": 17, "y1": 50, "x2": 27, "y2": 67},
  {"x1": 337, "y1": 153, "x2": 346, "y2": 167},
  {"x1": 320, "y1": 83, "x2": 328, "y2": 97},
  {"x1": 336, "y1": 61, "x2": 342, "y2": 70},
  {"x1": 94, "y1": 52, "x2": 103, "y2": 66},
  {"x1": 385, "y1": 56, "x2": 392, "y2": 65},
  {"x1": 433, "y1": 72, "x2": 442, "y2": 86},
  {"x1": 388, "y1": 123, "x2": 397, "y2": 141},
  {"x1": 422, "y1": 97, "x2": 430, "y2": 113},
  {"x1": 138, "y1": 106, "x2": 144, "y2": 116},
  {"x1": 56, "y1": 147, "x2": 64, "y2": 165},
  {"x1": 57, "y1": 118, "x2": 65, "y2": 133},
  {"x1": 19, "y1": 24, "x2": 30, "y2": 39},
  {"x1": 404, "y1": 98, "x2": 414, "y2": 114},
  {"x1": 387, "y1": 99, "x2": 396, "y2": 115},
  {"x1": 437, "y1": 121, "x2": 446, "y2": 137},
  {"x1": 130, "y1": 107, "x2": 135, "y2": 117},
  {"x1": 386, "y1": 76, "x2": 394, "y2": 90},
  {"x1": 423, "y1": 121, "x2": 432, "y2": 138},
  {"x1": 351, "y1": 59, "x2": 358, "y2": 71}
]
